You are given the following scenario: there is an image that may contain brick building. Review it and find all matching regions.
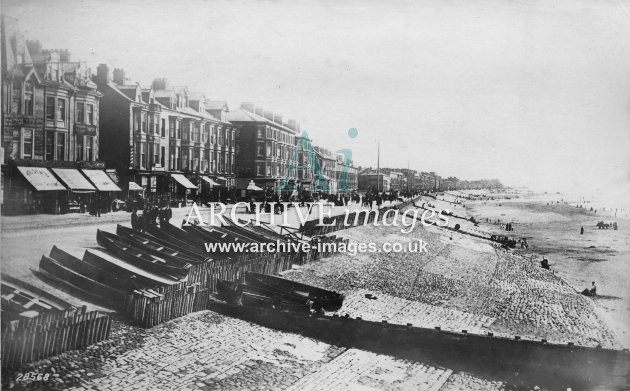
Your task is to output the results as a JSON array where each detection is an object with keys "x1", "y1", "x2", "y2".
[
  {"x1": 1, "y1": 16, "x2": 107, "y2": 215},
  {"x1": 227, "y1": 103, "x2": 298, "y2": 192},
  {"x1": 95, "y1": 67, "x2": 236, "y2": 204}
]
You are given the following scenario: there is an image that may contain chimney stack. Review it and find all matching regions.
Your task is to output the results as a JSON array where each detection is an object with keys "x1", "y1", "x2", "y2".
[
  {"x1": 96, "y1": 64, "x2": 110, "y2": 85},
  {"x1": 263, "y1": 111, "x2": 274, "y2": 121},
  {"x1": 254, "y1": 107, "x2": 264, "y2": 117},
  {"x1": 152, "y1": 78, "x2": 169, "y2": 91},
  {"x1": 273, "y1": 114, "x2": 283, "y2": 125},
  {"x1": 112, "y1": 68, "x2": 126, "y2": 85},
  {"x1": 241, "y1": 102, "x2": 255, "y2": 112}
]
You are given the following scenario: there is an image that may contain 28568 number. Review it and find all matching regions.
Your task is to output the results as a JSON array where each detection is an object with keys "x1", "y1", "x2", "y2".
[{"x1": 16, "y1": 372, "x2": 50, "y2": 382}]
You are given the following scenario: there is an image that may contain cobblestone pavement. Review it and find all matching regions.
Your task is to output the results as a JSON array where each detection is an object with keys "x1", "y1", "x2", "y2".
[
  {"x1": 285, "y1": 349, "x2": 453, "y2": 391},
  {"x1": 286, "y1": 219, "x2": 619, "y2": 348},
  {"x1": 4, "y1": 311, "x2": 506, "y2": 391}
]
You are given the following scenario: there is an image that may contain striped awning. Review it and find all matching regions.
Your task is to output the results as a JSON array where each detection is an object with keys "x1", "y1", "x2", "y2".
[
  {"x1": 17, "y1": 167, "x2": 66, "y2": 191},
  {"x1": 51, "y1": 168, "x2": 96, "y2": 191},
  {"x1": 81, "y1": 169, "x2": 122, "y2": 192},
  {"x1": 201, "y1": 176, "x2": 220, "y2": 186},
  {"x1": 171, "y1": 174, "x2": 198, "y2": 189},
  {"x1": 128, "y1": 182, "x2": 144, "y2": 191}
]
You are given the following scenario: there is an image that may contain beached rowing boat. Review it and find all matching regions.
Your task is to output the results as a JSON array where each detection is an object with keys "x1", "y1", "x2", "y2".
[
  {"x1": 116, "y1": 225, "x2": 210, "y2": 261},
  {"x1": 245, "y1": 272, "x2": 344, "y2": 311},
  {"x1": 39, "y1": 254, "x2": 127, "y2": 308},
  {"x1": 216, "y1": 279, "x2": 312, "y2": 312},
  {"x1": 97, "y1": 230, "x2": 191, "y2": 279},
  {"x1": 83, "y1": 249, "x2": 183, "y2": 287},
  {"x1": 1, "y1": 277, "x2": 71, "y2": 319}
]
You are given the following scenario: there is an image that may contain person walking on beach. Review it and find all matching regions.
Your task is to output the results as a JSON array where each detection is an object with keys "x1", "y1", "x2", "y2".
[{"x1": 580, "y1": 226, "x2": 584, "y2": 235}]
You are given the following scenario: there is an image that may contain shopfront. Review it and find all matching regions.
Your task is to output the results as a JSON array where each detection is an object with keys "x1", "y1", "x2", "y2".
[
  {"x1": 9, "y1": 167, "x2": 67, "y2": 214},
  {"x1": 81, "y1": 169, "x2": 122, "y2": 213},
  {"x1": 170, "y1": 173, "x2": 198, "y2": 206},
  {"x1": 50, "y1": 168, "x2": 96, "y2": 213}
]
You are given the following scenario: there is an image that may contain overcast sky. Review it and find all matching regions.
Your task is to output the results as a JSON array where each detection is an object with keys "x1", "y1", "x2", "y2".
[{"x1": 4, "y1": 0, "x2": 630, "y2": 198}]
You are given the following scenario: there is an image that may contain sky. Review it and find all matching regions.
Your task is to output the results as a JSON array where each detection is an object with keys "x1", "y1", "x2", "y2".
[{"x1": 3, "y1": 0, "x2": 630, "y2": 198}]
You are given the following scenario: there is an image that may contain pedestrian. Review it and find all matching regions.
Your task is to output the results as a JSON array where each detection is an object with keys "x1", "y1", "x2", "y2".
[
  {"x1": 580, "y1": 226, "x2": 584, "y2": 235},
  {"x1": 131, "y1": 208, "x2": 138, "y2": 231}
]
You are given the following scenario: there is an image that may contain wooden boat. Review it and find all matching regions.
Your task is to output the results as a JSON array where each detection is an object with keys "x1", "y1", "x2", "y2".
[
  {"x1": 223, "y1": 216, "x2": 297, "y2": 242},
  {"x1": 244, "y1": 272, "x2": 343, "y2": 311},
  {"x1": 154, "y1": 224, "x2": 231, "y2": 259},
  {"x1": 109, "y1": 229, "x2": 202, "y2": 265},
  {"x1": 96, "y1": 229, "x2": 191, "y2": 279},
  {"x1": 39, "y1": 255, "x2": 127, "y2": 308},
  {"x1": 1, "y1": 277, "x2": 70, "y2": 318},
  {"x1": 116, "y1": 225, "x2": 210, "y2": 261},
  {"x1": 181, "y1": 224, "x2": 237, "y2": 244},
  {"x1": 143, "y1": 225, "x2": 212, "y2": 258},
  {"x1": 49, "y1": 245, "x2": 130, "y2": 291},
  {"x1": 215, "y1": 279, "x2": 311, "y2": 312},
  {"x1": 82, "y1": 249, "x2": 182, "y2": 287}
]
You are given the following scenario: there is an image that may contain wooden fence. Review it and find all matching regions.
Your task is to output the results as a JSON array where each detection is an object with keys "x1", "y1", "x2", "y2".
[
  {"x1": 122, "y1": 235, "x2": 349, "y2": 328},
  {"x1": 1, "y1": 306, "x2": 111, "y2": 368}
]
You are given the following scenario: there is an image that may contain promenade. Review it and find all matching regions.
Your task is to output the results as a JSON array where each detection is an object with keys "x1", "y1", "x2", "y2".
[{"x1": 1, "y1": 193, "x2": 623, "y2": 390}]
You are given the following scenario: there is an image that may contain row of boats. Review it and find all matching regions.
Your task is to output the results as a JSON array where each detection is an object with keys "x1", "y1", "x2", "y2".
[{"x1": 36, "y1": 220, "x2": 345, "y2": 312}]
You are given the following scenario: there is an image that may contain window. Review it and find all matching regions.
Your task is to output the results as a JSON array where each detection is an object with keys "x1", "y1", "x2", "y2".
[
  {"x1": 57, "y1": 99, "x2": 66, "y2": 122},
  {"x1": 257, "y1": 142, "x2": 265, "y2": 157},
  {"x1": 141, "y1": 142, "x2": 146, "y2": 169},
  {"x1": 169, "y1": 146, "x2": 175, "y2": 170},
  {"x1": 56, "y1": 133, "x2": 65, "y2": 160},
  {"x1": 256, "y1": 163, "x2": 264, "y2": 176},
  {"x1": 45, "y1": 132, "x2": 54, "y2": 160},
  {"x1": 76, "y1": 103, "x2": 85, "y2": 123},
  {"x1": 142, "y1": 113, "x2": 147, "y2": 132},
  {"x1": 169, "y1": 119, "x2": 175, "y2": 138},
  {"x1": 182, "y1": 149, "x2": 189, "y2": 170},
  {"x1": 76, "y1": 135, "x2": 84, "y2": 161},
  {"x1": 193, "y1": 148, "x2": 200, "y2": 171},
  {"x1": 266, "y1": 164, "x2": 272, "y2": 177},
  {"x1": 86, "y1": 136, "x2": 93, "y2": 161},
  {"x1": 176, "y1": 123, "x2": 181, "y2": 139},
  {"x1": 176, "y1": 147, "x2": 181, "y2": 170},
  {"x1": 46, "y1": 97, "x2": 55, "y2": 120},
  {"x1": 134, "y1": 111, "x2": 141, "y2": 132},
  {"x1": 24, "y1": 92, "x2": 33, "y2": 116},
  {"x1": 87, "y1": 104, "x2": 94, "y2": 124},
  {"x1": 161, "y1": 119, "x2": 166, "y2": 137},
  {"x1": 161, "y1": 146, "x2": 165, "y2": 166},
  {"x1": 257, "y1": 128, "x2": 263, "y2": 138},
  {"x1": 266, "y1": 142, "x2": 272, "y2": 157},
  {"x1": 22, "y1": 129, "x2": 33, "y2": 159},
  {"x1": 154, "y1": 144, "x2": 159, "y2": 165}
]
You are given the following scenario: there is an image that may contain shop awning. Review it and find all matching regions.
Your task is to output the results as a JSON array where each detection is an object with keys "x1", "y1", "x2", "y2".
[
  {"x1": 201, "y1": 176, "x2": 220, "y2": 186},
  {"x1": 81, "y1": 169, "x2": 122, "y2": 192},
  {"x1": 128, "y1": 182, "x2": 144, "y2": 191},
  {"x1": 17, "y1": 167, "x2": 66, "y2": 191},
  {"x1": 216, "y1": 176, "x2": 227, "y2": 181},
  {"x1": 51, "y1": 168, "x2": 96, "y2": 192},
  {"x1": 171, "y1": 174, "x2": 198, "y2": 189},
  {"x1": 247, "y1": 184, "x2": 263, "y2": 191}
]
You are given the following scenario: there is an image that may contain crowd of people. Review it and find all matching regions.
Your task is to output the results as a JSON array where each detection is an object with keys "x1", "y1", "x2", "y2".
[{"x1": 130, "y1": 203, "x2": 173, "y2": 232}]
